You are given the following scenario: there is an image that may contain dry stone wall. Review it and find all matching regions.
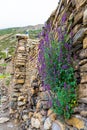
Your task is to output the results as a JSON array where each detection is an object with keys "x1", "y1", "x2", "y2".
[
  {"x1": 10, "y1": 34, "x2": 28, "y2": 123},
  {"x1": 9, "y1": 0, "x2": 87, "y2": 129}
]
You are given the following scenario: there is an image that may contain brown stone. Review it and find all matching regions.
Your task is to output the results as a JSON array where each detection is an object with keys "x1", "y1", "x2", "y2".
[
  {"x1": 79, "y1": 59, "x2": 87, "y2": 66},
  {"x1": 49, "y1": 113, "x2": 57, "y2": 121},
  {"x1": 79, "y1": 49, "x2": 87, "y2": 59},
  {"x1": 47, "y1": 109, "x2": 53, "y2": 116},
  {"x1": 15, "y1": 79, "x2": 25, "y2": 84},
  {"x1": 81, "y1": 75, "x2": 87, "y2": 83},
  {"x1": 39, "y1": 91, "x2": 49, "y2": 101},
  {"x1": 78, "y1": 84, "x2": 87, "y2": 98},
  {"x1": 66, "y1": 117, "x2": 84, "y2": 129},
  {"x1": 34, "y1": 113, "x2": 43, "y2": 121},
  {"x1": 74, "y1": 10, "x2": 83, "y2": 25},
  {"x1": 18, "y1": 96, "x2": 25, "y2": 101},
  {"x1": 80, "y1": 63, "x2": 87, "y2": 72},
  {"x1": 83, "y1": 9, "x2": 87, "y2": 25},
  {"x1": 75, "y1": 0, "x2": 86, "y2": 10},
  {"x1": 80, "y1": 111, "x2": 87, "y2": 117},
  {"x1": 73, "y1": 24, "x2": 81, "y2": 36},
  {"x1": 36, "y1": 101, "x2": 42, "y2": 109},
  {"x1": 29, "y1": 112, "x2": 33, "y2": 118},
  {"x1": 83, "y1": 37, "x2": 87, "y2": 49}
]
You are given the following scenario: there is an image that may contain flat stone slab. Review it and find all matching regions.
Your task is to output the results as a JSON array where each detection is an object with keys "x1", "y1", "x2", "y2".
[
  {"x1": 52, "y1": 122, "x2": 61, "y2": 130},
  {"x1": 0, "y1": 117, "x2": 9, "y2": 124},
  {"x1": 16, "y1": 34, "x2": 29, "y2": 39}
]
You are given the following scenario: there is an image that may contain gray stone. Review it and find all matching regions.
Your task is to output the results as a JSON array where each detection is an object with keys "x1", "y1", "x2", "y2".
[
  {"x1": 79, "y1": 49, "x2": 87, "y2": 59},
  {"x1": 18, "y1": 101, "x2": 26, "y2": 106},
  {"x1": 31, "y1": 118, "x2": 40, "y2": 129},
  {"x1": 73, "y1": 28, "x2": 87, "y2": 45},
  {"x1": 0, "y1": 117, "x2": 9, "y2": 124},
  {"x1": 44, "y1": 118, "x2": 52, "y2": 130},
  {"x1": 52, "y1": 122, "x2": 61, "y2": 130},
  {"x1": 78, "y1": 98, "x2": 87, "y2": 104}
]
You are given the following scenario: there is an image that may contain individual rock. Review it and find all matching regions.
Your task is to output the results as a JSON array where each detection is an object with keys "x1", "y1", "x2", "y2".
[
  {"x1": 33, "y1": 112, "x2": 43, "y2": 122},
  {"x1": 0, "y1": 117, "x2": 9, "y2": 124},
  {"x1": 29, "y1": 112, "x2": 33, "y2": 118},
  {"x1": 53, "y1": 120, "x2": 65, "y2": 130},
  {"x1": 73, "y1": 24, "x2": 81, "y2": 36},
  {"x1": 52, "y1": 122, "x2": 61, "y2": 130},
  {"x1": 31, "y1": 118, "x2": 40, "y2": 129},
  {"x1": 80, "y1": 111, "x2": 87, "y2": 117},
  {"x1": 80, "y1": 63, "x2": 87, "y2": 72},
  {"x1": 78, "y1": 84, "x2": 87, "y2": 98},
  {"x1": 66, "y1": 117, "x2": 84, "y2": 129},
  {"x1": 75, "y1": 0, "x2": 86, "y2": 10},
  {"x1": 1, "y1": 96, "x2": 7, "y2": 103},
  {"x1": 79, "y1": 49, "x2": 87, "y2": 59},
  {"x1": 15, "y1": 79, "x2": 25, "y2": 84},
  {"x1": 79, "y1": 59, "x2": 87, "y2": 66},
  {"x1": 36, "y1": 100, "x2": 42, "y2": 109},
  {"x1": 41, "y1": 110, "x2": 47, "y2": 116},
  {"x1": 78, "y1": 98, "x2": 87, "y2": 104},
  {"x1": 18, "y1": 101, "x2": 26, "y2": 106},
  {"x1": 9, "y1": 109, "x2": 15, "y2": 114},
  {"x1": 81, "y1": 75, "x2": 87, "y2": 83},
  {"x1": 22, "y1": 115, "x2": 28, "y2": 121},
  {"x1": 42, "y1": 101, "x2": 50, "y2": 110},
  {"x1": 47, "y1": 109, "x2": 53, "y2": 116},
  {"x1": 49, "y1": 113, "x2": 57, "y2": 121},
  {"x1": 83, "y1": 37, "x2": 87, "y2": 49},
  {"x1": 83, "y1": 9, "x2": 87, "y2": 25},
  {"x1": 73, "y1": 28, "x2": 87, "y2": 46},
  {"x1": 44, "y1": 118, "x2": 52, "y2": 130},
  {"x1": 39, "y1": 91, "x2": 49, "y2": 101},
  {"x1": 18, "y1": 96, "x2": 25, "y2": 101},
  {"x1": 74, "y1": 10, "x2": 83, "y2": 25},
  {"x1": 18, "y1": 46, "x2": 25, "y2": 51}
]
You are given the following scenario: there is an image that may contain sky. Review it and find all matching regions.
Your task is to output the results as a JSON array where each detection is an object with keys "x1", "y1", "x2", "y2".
[{"x1": 0, "y1": 0, "x2": 59, "y2": 29}]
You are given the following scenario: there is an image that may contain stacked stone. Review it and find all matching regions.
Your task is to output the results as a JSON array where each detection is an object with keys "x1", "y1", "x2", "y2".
[
  {"x1": 46, "y1": 0, "x2": 87, "y2": 129},
  {"x1": 10, "y1": 34, "x2": 29, "y2": 123}
]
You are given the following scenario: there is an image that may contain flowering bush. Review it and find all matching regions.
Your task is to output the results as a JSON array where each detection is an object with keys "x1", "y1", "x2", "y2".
[{"x1": 38, "y1": 14, "x2": 77, "y2": 119}]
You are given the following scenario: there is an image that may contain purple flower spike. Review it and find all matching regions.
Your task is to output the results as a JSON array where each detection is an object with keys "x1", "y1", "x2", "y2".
[
  {"x1": 66, "y1": 105, "x2": 68, "y2": 111},
  {"x1": 62, "y1": 13, "x2": 67, "y2": 23},
  {"x1": 64, "y1": 82, "x2": 67, "y2": 88},
  {"x1": 56, "y1": 99, "x2": 60, "y2": 106},
  {"x1": 62, "y1": 65, "x2": 68, "y2": 70}
]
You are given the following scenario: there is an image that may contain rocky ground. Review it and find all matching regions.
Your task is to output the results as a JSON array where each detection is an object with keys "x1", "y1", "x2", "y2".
[{"x1": 0, "y1": 84, "x2": 20, "y2": 130}]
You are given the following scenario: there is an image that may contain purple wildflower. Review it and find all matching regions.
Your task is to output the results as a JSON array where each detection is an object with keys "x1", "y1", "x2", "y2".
[
  {"x1": 66, "y1": 105, "x2": 68, "y2": 111},
  {"x1": 62, "y1": 65, "x2": 68, "y2": 70},
  {"x1": 62, "y1": 13, "x2": 67, "y2": 23},
  {"x1": 57, "y1": 27, "x2": 64, "y2": 42},
  {"x1": 64, "y1": 82, "x2": 67, "y2": 88},
  {"x1": 56, "y1": 99, "x2": 61, "y2": 106}
]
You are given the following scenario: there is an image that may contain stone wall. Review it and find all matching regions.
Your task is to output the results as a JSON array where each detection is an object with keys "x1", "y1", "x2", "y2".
[{"x1": 9, "y1": 0, "x2": 87, "y2": 129}]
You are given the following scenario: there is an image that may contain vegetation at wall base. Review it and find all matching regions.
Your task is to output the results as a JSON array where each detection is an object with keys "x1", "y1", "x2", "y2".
[{"x1": 38, "y1": 14, "x2": 77, "y2": 119}]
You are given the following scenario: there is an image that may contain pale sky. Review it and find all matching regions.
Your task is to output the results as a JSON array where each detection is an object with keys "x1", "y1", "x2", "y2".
[{"x1": 0, "y1": 0, "x2": 58, "y2": 29}]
